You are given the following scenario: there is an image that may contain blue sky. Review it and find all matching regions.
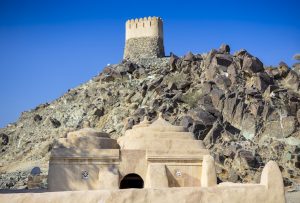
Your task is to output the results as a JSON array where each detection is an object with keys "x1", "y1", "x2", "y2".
[{"x1": 0, "y1": 0, "x2": 299, "y2": 127}]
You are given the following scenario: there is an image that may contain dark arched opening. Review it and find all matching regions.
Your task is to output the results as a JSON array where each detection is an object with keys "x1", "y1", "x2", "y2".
[{"x1": 120, "y1": 173, "x2": 144, "y2": 189}]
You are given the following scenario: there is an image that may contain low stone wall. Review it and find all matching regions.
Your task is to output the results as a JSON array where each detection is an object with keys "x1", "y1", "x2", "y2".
[
  {"x1": 0, "y1": 185, "x2": 284, "y2": 203},
  {"x1": 123, "y1": 37, "x2": 164, "y2": 59}
]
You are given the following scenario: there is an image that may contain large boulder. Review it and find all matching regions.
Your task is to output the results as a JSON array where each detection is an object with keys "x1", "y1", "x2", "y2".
[
  {"x1": 187, "y1": 108, "x2": 217, "y2": 126},
  {"x1": 242, "y1": 55, "x2": 264, "y2": 74},
  {"x1": 180, "y1": 115, "x2": 194, "y2": 129},
  {"x1": 283, "y1": 70, "x2": 299, "y2": 91},
  {"x1": 169, "y1": 53, "x2": 179, "y2": 70},
  {"x1": 261, "y1": 116, "x2": 297, "y2": 139},
  {"x1": 227, "y1": 63, "x2": 239, "y2": 85},
  {"x1": 240, "y1": 113, "x2": 257, "y2": 140},
  {"x1": 210, "y1": 88, "x2": 225, "y2": 111},
  {"x1": 98, "y1": 67, "x2": 122, "y2": 82},
  {"x1": 183, "y1": 51, "x2": 195, "y2": 61},
  {"x1": 222, "y1": 93, "x2": 240, "y2": 123},
  {"x1": 116, "y1": 61, "x2": 138, "y2": 74},
  {"x1": 211, "y1": 54, "x2": 233, "y2": 67},
  {"x1": 0, "y1": 133, "x2": 9, "y2": 145},
  {"x1": 233, "y1": 150, "x2": 261, "y2": 172},
  {"x1": 219, "y1": 44, "x2": 230, "y2": 54},
  {"x1": 247, "y1": 72, "x2": 272, "y2": 92},
  {"x1": 205, "y1": 49, "x2": 218, "y2": 67},
  {"x1": 214, "y1": 75, "x2": 232, "y2": 91},
  {"x1": 278, "y1": 62, "x2": 290, "y2": 78}
]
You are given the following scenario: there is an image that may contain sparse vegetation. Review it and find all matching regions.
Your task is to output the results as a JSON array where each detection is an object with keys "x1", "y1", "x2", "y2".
[
  {"x1": 164, "y1": 72, "x2": 188, "y2": 85},
  {"x1": 181, "y1": 90, "x2": 203, "y2": 108}
]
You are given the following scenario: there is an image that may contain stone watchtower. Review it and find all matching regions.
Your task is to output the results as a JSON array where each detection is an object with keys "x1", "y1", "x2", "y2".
[{"x1": 123, "y1": 17, "x2": 165, "y2": 59}]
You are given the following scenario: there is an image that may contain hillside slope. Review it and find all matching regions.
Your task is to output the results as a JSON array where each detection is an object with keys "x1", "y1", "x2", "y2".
[{"x1": 1, "y1": 45, "x2": 300, "y2": 190}]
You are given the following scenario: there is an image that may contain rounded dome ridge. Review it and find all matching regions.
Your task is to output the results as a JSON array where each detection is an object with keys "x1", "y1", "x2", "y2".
[
  {"x1": 67, "y1": 128, "x2": 110, "y2": 139},
  {"x1": 117, "y1": 113, "x2": 206, "y2": 151},
  {"x1": 58, "y1": 128, "x2": 119, "y2": 149}
]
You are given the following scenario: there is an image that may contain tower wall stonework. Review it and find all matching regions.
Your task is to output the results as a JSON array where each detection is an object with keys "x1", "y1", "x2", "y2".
[{"x1": 124, "y1": 17, "x2": 165, "y2": 59}]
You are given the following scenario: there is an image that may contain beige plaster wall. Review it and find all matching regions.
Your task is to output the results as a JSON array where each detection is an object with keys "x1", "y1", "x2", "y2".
[
  {"x1": 48, "y1": 162, "x2": 120, "y2": 191},
  {"x1": 2, "y1": 160, "x2": 285, "y2": 203},
  {"x1": 145, "y1": 164, "x2": 168, "y2": 188},
  {"x1": 48, "y1": 148, "x2": 208, "y2": 191},
  {"x1": 118, "y1": 138, "x2": 205, "y2": 151},
  {"x1": 118, "y1": 150, "x2": 147, "y2": 180},
  {"x1": 166, "y1": 164, "x2": 202, "y2": 187},
  {"x1": 48, "y1": 149, "x2": 120, "y2": 191},
  {"x1": 0, "y1": 185, "x2": 285, "y2": 203},
  {"x1": 125, "y1": 17, "x2": 163, "y2": 40}
]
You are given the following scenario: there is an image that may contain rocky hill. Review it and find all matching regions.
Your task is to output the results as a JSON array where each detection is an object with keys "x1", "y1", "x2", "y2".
[{"x1": 0, "y1": 44, "x2": 299, "y2": 190}]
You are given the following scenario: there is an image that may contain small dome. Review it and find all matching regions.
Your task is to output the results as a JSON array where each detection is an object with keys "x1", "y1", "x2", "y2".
[
  {"x1": 57, "y1": 128, "x2": 119, "y2": 149},
  {"x1": 118, "y1": 114, "x2": 205, "y2": 151},
  {"x1": 67, "y1": 128, "x2": 110, "y2": 139}
]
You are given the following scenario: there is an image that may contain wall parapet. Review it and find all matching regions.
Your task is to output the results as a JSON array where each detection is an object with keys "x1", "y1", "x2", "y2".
[{"x1": 125, "y1": 16, "x2": 163, "y2": 40}]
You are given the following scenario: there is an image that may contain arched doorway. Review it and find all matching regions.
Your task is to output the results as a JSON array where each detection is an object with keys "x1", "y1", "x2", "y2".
[{"x1": 120, "y1": 173, "x2": 144, "y2": 189}]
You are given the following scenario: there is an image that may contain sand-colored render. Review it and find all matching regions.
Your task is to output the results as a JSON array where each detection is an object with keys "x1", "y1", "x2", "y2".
[
  {"x1": 48, "y1": 115, "x2": 209, "y2": 191},
  {"x1": 0, "y1": 159, "x2": 285, "y2": 203}
]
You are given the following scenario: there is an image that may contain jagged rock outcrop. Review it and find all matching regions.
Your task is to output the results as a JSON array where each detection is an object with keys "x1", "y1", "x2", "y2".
[{"x1": 0, "y1": 44, "x2": 299, "y2": 190}]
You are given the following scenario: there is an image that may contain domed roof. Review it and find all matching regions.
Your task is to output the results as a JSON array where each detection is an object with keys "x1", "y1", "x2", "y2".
[
  {"x1": 57, "y1": 128, "x2": 119, "y2": 149},
  {"x1": 67, "y1": 128, "x2": 110, "y2": 139},
  {"x1": 117, "y1": 114, "x2": 205, "y2": 152}
]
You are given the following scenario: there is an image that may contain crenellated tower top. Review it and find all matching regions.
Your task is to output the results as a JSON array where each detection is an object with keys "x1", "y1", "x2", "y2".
[
  {"x1": 124, "y1": 16, "x2": 165, "y2": 59},
  {"x1": 125, "y1": 17, "x2": 163, "y2": 40}
]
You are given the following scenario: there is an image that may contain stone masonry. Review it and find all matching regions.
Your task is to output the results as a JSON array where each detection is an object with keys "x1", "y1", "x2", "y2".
[{"x1": 124, "y1": 17, "x2": 165, "y2": 59}]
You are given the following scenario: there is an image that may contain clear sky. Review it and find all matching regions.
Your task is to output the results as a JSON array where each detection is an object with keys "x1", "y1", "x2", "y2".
[{"x1": 0, "y1": 0, "x2": 299, "y2": 128}]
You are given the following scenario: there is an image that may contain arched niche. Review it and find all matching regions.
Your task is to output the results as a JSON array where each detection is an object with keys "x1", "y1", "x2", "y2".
[{"x1": 119, "y1": 173, "x2": 144, "y2": 189}]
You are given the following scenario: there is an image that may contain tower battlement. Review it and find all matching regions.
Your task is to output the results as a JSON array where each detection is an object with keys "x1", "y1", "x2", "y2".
[
  {"x1": 125, "y1": 17, "x2": 163, "y2": 40},
  {"x1": 124, "y1": 16, "x2": 165, "y2": 59}
]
